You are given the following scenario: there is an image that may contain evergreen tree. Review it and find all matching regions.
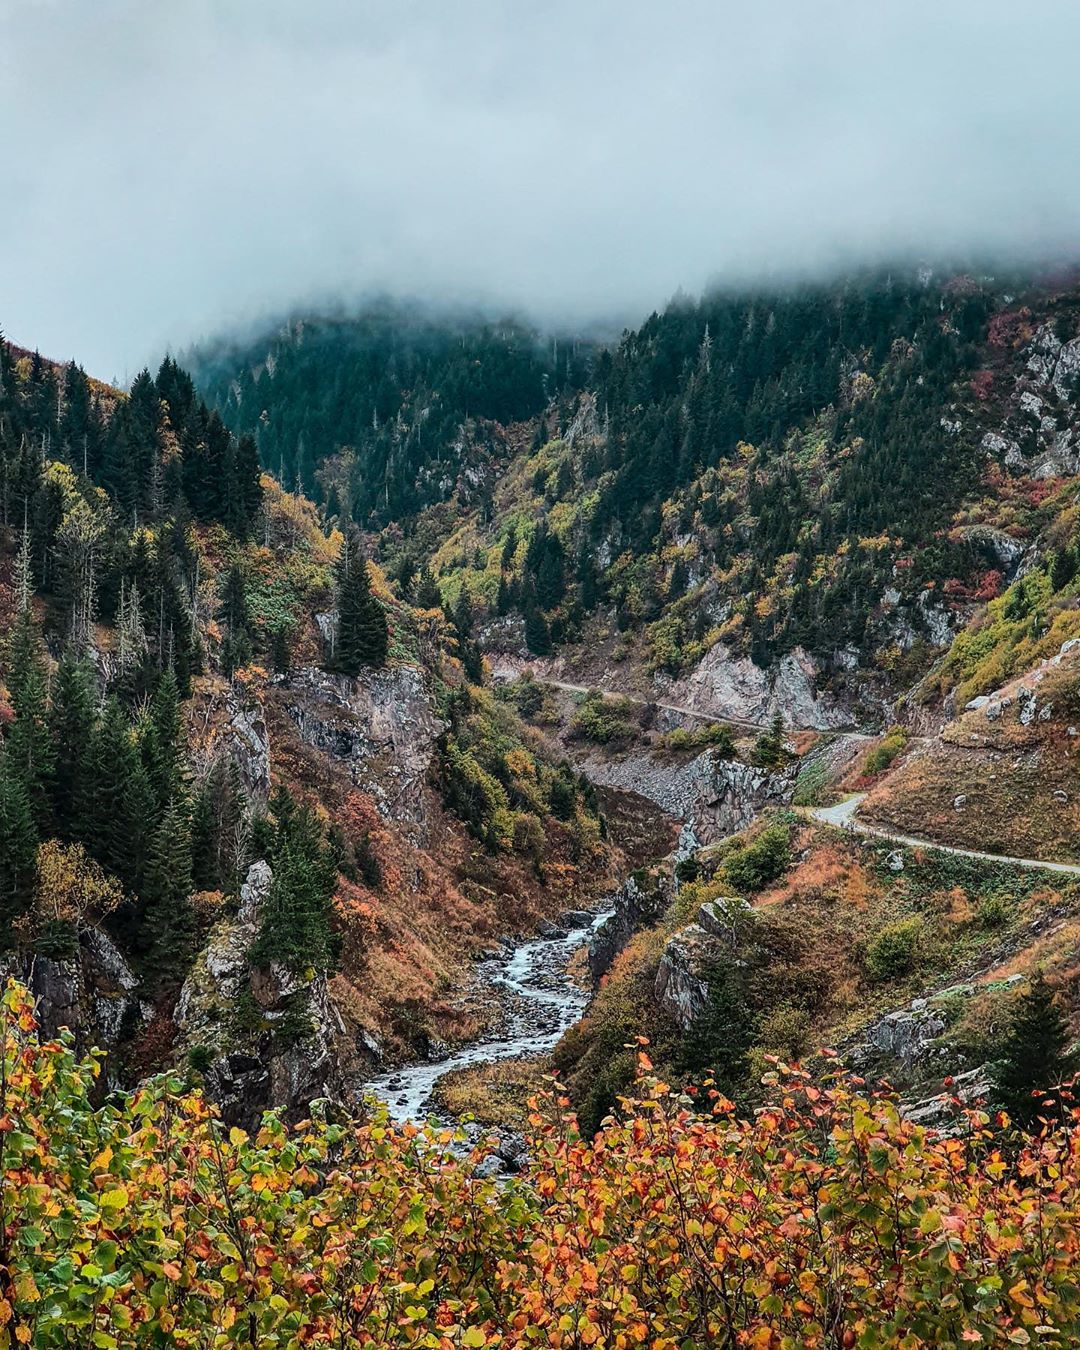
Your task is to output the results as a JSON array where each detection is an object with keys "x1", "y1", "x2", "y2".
[
  {"x1": 140, "y1": 670, "x2": 184, "y2": 813},
  {"x1": 751, "y1": 712, "x2": 787, "y2": 770},
  {"x1": 332, "y1": 531, "x2": 388, "y2": 674},
  {"x1": 6, "y1": 608, "x2": 55, "y2": 831},
  {"x1": 84, "y1": 698, "x2": 153, "y2": 895},
  {"x1": 269, "y1": 625, "x2": 292, "y2": 676},
  {"x1": 140, "y1": 796, "x2": 196, "y2": 984},
  {"x1": 0, "y1": 748, "x2": 38, "y2": 941},
  {"x1": 49, "y1": 649, "x2": 98, "y2": 842},
  {"x1": 523, "y1": 596, "x2": 551, "y2": 656},
  {"x1": 994, "y1": 971, "x2": 1078, "y2": 1128},
  {"x1": 413, "y1": 565, "x2": 442, "y2": 610},
  {"x1": 249, "y1": 789, "x2": 337, "y2": 972}
]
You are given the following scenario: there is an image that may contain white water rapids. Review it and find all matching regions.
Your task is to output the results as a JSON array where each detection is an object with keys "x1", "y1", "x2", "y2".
[{"x1": 365, "y1": 907, "x2": 613, "y2": 1124}]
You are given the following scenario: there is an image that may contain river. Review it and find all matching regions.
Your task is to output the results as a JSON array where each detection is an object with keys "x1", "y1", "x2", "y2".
[{"x1": 366, "y1": 907, "x2": 613, "y2": 1124}]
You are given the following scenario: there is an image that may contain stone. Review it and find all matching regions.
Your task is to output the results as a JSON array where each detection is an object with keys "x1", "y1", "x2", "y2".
[
  {"x1": 653, "y1": 926, "x2": 712, "y2": 1027},
  {"x1": 953, "y1": 795, "x2": 967, "y2": 810},
  {"x1": 274, "y1": 665, "x2": 444, "y2": 845},
  {"x1": 866, "y1": 1007, "x2": 946, "y2": 1063},
  {"x1": 237, "y1": 859, "x2": 273, "y2": 926},
  {"x1": 589, "y1": 867, "x2": 674, "y2": 983},
  {"x1": 965, "y1": 696, "x2": 990, "y2": 711},
  {"x1": 19, "y1": 925, "x2": 145, "y2": 1057},
  {"x1": 984, "y1": 703, "x2": 1002, "y2": 721},
  {"x1": 885, "y1": 850, "x2": 905, "y2": 872}
]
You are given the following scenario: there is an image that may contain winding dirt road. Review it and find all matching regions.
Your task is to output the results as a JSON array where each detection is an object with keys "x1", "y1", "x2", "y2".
[{"x1": 811, "y1": 794, "x2": 1080, "y2": 877}]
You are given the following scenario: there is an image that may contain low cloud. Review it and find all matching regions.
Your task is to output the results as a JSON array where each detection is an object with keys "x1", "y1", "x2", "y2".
[{"x1": 4, "y1": 0, "x2": 1080, "y2": 377}]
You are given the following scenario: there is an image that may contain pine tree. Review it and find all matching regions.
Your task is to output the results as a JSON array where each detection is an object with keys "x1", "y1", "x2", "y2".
[
  {"x1": 333, "y1": 532, "x2": 388, "y2": 674},
  {"x1": 6, "y1": 607, "x2": 55, "y2": 831},
  {"x1": 523, "y1": 599, "x2": 551, "y2": 656},
  {"x1": 751, "y1": 712, "x2": 787, "y2": 770},
  {"x1": 994, "y1": 971, "x2": 1078, "y2": 1128},
  {"x1": 248, "y1": 840, "x2": 334, "y2": 973},
  {"x1": 269, "y1": 624, "x2": 292, "y2": 676},
  {"x1": 49, "y1": 648, "x2": 98, "y2": 842},
  {"x1": 413, "y1": 565, "x2": 442, "y2": 610},
  {"x1": 140, "y1": 670, "x2": 184, "y2": 813},
  {"x1": 84, "y1": 698, "x2": 152, "y2": 895},
  {"x1": 140, "y1": 796, "x2": 196, "y2": 984},
  {"x1": 0, "y1": 748, "x2": 38, "y2": 942}
]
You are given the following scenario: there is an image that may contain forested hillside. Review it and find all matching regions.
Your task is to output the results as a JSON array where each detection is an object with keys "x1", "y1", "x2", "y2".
[
  {"x1": 193, "y1": 270, "x2": 1080, "y2": 701},
  {"x1": 192, "y1": 305, "x2": 593, "y2": 520},
  {"x1": 0, "y1": 332, "x2": 611, "y2": 1118}
]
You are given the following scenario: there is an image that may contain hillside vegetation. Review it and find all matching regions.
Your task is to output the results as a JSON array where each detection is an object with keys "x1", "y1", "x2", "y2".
[{"x1": 6, "y1": 980, "x2": 1080, "y2": 1350}]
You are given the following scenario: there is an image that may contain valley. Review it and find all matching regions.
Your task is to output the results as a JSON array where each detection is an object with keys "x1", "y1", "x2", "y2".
[{"x1": 8, "y1": 265, "x2": 1080, "y2": 1344}]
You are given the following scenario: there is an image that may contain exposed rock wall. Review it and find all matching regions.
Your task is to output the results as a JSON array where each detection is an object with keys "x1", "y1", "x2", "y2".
[
  {"x1": 4, "y1": 927, "x2": 149, "y2": 1070},
  {"x1": 665, "y1": 642, "x2": 854, "y2": 731},
  {"x1": 270, "y1": 665, "x2": 444, "y2": 844},
  {"x1": 576, "y1": 746, "x2": 795, "y2": 845}
]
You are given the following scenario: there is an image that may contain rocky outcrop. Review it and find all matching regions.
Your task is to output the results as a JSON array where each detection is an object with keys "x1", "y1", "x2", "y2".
[
  {"x1": 589, "y1": 865, "x2": 674, "y2": 982},
  {"x1": 577, "y1": 746, "x2": 795, "y2": 844},
  {"x1": 6, "y1": 926, "x2": 149, "y2": 1070},
  {"x1": 653, "y1": 898, "x2": 753, "y2": 1029},
  {"x1": 174, "y1": 860, "x2": 350, "y2": 1128},
  {"x1": 186, "y1": 679, "x2": 271, "y2": 801},
  {"x1": 981, "y1": 324, "x2": 1080, "y2": 479},
  {"x1": 665, "y1": 642, "x2": 854, "y2": 731},
  {"x1": 272, "y1": 665, "x2": 444, "y2": 843}
]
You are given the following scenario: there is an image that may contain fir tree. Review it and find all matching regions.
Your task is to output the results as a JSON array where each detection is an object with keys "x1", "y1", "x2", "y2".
[
  {"x1": 6, "y1": 607, "x2": 55, "y2": 831},
  {"x1": 49, "y1": 648, "x2": 98, "y2": 842},
  {"x1": 523, "y1": 599, "x2": 551, "y2": 656},
  {"x1": 140, "y1": 796, "x2": 196, "y2": 984},
  {"x1": 751, "y1": 712, "x2": 788, "y2": 770},
  {"x1": 994, "y1": 971, "x2": 1078, "y2": 1128},
  {"x1": 333, "y1": 531, "x2": 388, "y2": 674},
  {"x1": 249, "y1": 789, "x2": 337, "y2": 973},
  {"x1": 141, "y1": 670, "x2": 184, "y2": 813},
  {"x1": 0, "y1": 748, "x2": 38, "y2": 941},
  {"x1": 84, "y1": 698, "x2": 153, "y2": 895},
  {"x1": 413, "y1": 565, "x2": 442, "y2": 610}
]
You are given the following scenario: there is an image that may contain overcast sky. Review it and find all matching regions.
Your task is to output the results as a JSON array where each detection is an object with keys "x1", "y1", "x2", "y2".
[{"x1": 4, "y1": 0, "x2": 1080, "y2": 379}]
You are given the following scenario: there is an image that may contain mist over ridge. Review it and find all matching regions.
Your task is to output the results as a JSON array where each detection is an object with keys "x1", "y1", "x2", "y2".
[{"x1": 5, "y1": 0, "x2": 1080, "y2": 376}]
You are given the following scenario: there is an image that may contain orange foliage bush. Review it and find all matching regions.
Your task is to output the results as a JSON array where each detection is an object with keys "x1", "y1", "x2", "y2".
[{"x1": 6, "y1": 980, "x2": 1080, "y2": 1347}]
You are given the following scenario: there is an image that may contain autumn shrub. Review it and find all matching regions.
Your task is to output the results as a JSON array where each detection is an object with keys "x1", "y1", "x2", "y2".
[
  {"x1": 663, "y1": 722, "x2": 737, "y2": 755},
  {"x1": 862, "y1": 724, "x2": 908, "y2": 776},
  {"x1": 7, "y1": 978, "x2": 1080, "y2": 1348}
]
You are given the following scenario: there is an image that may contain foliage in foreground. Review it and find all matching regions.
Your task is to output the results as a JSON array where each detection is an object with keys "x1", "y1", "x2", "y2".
[{"x1": 4, "y1": 984, "x2": 1080, "y2": 1347}]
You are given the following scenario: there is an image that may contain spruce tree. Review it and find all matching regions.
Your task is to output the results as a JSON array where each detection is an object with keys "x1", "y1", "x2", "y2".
[
  {"x1": 140, "y1": 796, "x2": 196, "y2": 984},
  {"x1": 249, "y1": 840, "x2": 334, "y2": 973},
  {"x1": 0, "y1": 748, "x2": 38, "y2": 942},
  {"x1": 413, "y1": 565, "x2": 442, "y2": 611},
  {"x1": 84, "y1": 698, "x2": 152, "y2": 895},
  {"x1": 994, "y1": 971, "x2": 1078, "y2": 1128},
  {"x1": 333, "y1": 531, "x2": 388, "y2": 674},
  {"x1": 141, "y1": 670, "x2": 184, "y2": 813},
  {"x1": 49, "y1": 648, "x2": 98, "y2": 843},
  {"x1": 249, "y1": 787, "x2": 336, "y2": 972},
  {"x1": 6, "y1": 607, "x2": 55, "y2": 831}
]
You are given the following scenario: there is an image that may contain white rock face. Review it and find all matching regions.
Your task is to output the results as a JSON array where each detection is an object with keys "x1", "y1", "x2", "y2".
[
  {"x1": 668, "y1": 642, "x2": 853, "y2": 731},
  {"x1": 1052, "y1": 337, "x2": 1080, "y2": 401},
  {"x1": 577, "y1": 747, "x2": 795, "y2": 844}
]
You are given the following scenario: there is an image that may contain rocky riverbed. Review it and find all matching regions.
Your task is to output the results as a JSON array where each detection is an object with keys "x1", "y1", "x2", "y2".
[{"x1": 366, "y1": 906, "x2": 612, "y2": 1125}]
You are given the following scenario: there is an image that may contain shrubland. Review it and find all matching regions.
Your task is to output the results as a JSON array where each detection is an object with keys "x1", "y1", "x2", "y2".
[{"x1": 6, "y1": 980, "x2": 1080, "y2": 1349}]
